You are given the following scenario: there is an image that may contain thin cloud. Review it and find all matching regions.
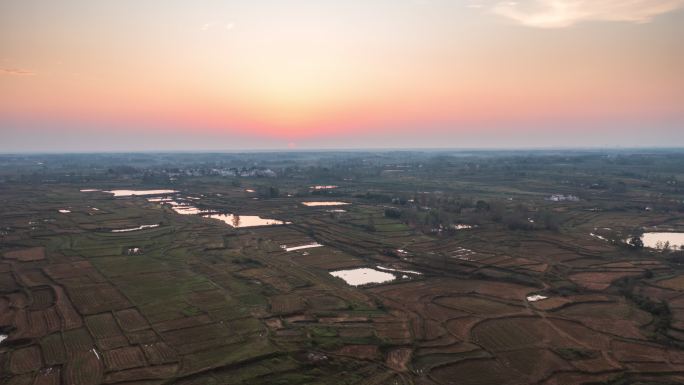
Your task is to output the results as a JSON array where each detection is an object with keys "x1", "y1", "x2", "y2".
[
  {"x1": 493, "y1": 0, "x2": 684, "y2": 28},
  {"x1": 0, "y1": 67, "x2": 35, "y2": 76},
  {"x1": 467, "y1": 0, "x2": 486, "y2": 8}
]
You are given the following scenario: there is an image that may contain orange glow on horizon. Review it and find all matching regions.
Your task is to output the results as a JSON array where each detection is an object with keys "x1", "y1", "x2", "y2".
[{"x1": 1, "y1": 1, "x2": 683, "y2": 150}]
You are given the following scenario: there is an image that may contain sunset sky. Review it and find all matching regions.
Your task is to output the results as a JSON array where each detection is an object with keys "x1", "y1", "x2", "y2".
[{"x1": 1, "y1": 0, "x2": 683, "y2": 152}]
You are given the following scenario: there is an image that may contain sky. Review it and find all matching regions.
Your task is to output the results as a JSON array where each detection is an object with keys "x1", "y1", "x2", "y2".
[{"x1": 1, "y1": 0, "x2": 683, "y2": 152}]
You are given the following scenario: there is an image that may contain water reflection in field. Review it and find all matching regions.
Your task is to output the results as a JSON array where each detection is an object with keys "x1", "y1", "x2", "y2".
[
  {"x1": 302, "y1": 202, "x2": 350, "y2": 207},
  {"x1": 641, "y1": 232, "x2": 684, "y2": 250},
  {"x1": 204, "y1": 213, "x2": 289, "y2": 228},
  {"x1": 104, "y1": 189, "x2": 178, "y2": 197},
  {"x1": 281, "y1": 243, "x2": 323, "y2": 252},
  {"x1": 330, "y1": 268, "x2": 396, "y2": 286},
  {"x1": 111, "y1": 224, "x2": 160, "y2": 233}
]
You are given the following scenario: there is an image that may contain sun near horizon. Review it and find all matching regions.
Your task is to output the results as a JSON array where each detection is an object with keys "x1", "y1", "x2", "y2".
[{"x1": 1, "y1": 1, "x2": 683, "y2": 152}]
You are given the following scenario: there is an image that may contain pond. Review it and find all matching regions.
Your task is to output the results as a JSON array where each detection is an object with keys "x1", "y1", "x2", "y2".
[
  {"x1": 164, "y1": 201, "x2": 208, "y2": 215},
  {"x1": 103, "y1": 189, "x2": 178, "y2": 197},
  {"x1": 171, "y1": 205, "x2": 209, "y2": 215},
  {"x1": 148, "y1": 198, "x2": 209, "y2": 215},
  {"x1": 204, "y1": 213, "x2": 289, "y2": 228},
  {"x1": 147, "y1": 197, "x2": 174, "y2": 202},
  {"x1": 281, "y1": 243, "x2": 323, "y2": 252},
  {"x1": 302, "y1": 202, "x2": 350, "y2": 207},
  {"x1": 111, "y1": 224, "x2": 160, "y2": 233},
  {"x1": 148, "y1": 197, "x2": 289, "y2": 228},
  {"x1": 329, "y1": 268, "x2": 396, "y2": 286},
  {"x1": 641, "y1": 232, "x2": 684, "y2": 250}
]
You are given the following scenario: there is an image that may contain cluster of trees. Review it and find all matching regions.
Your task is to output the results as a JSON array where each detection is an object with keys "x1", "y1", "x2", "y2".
[
  {"x1": 255, "y1": 186, "x2": 280, "y2": 199},
  {"x1": 384, "y1": 206, "x2": 475, "y2": 233},
  {"x1": 383, "y1": 196, "x2": 562, "y2": 233},
  {"x1": 627, "y1": 235, "x2": 644, "y2": 249}
]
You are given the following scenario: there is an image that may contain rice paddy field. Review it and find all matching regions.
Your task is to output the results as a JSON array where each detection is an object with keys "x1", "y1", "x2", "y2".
[{"x1": 2, "y1": 150, "x2": 684, "y2": 384}]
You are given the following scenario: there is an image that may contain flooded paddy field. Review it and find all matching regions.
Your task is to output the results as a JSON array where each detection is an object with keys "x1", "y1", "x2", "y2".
[
  {"x1": 330, "y1": 267, "x2": 397, "y2": 286},
  {"x1": 204, "y1": 213, "x2": 289, "y2": 228},
  {"x1": 2, "y1": 150, "x2": 684, "y2": 384},
  {"x1": 102, "y1": 189, "x2": 179, "y2": 197},
  {"x1": 641, "y1": 232, "x2": 684, "y2": 250},
  {"x1": 301, "y1": 201, "x2": 350, "y2": 207}
]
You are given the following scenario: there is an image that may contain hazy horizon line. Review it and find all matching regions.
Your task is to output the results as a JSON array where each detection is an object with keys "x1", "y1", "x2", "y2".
[{"x1": 3, "y1": 146, "x2": 684, "y2": 156}]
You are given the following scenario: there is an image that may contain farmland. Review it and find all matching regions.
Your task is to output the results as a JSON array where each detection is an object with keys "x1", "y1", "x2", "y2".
[{"x1": 2, "y1": 150, "x2": 684, "y2": 384}]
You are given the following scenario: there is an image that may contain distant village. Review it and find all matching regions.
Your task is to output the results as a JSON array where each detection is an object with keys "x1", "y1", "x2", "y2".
[
  {"x1": 163, "y1": 167, "x2": 277, "y2": 178},
  {"x1": 546, "y1": 194, "x2": 580, "y2": 202}
]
